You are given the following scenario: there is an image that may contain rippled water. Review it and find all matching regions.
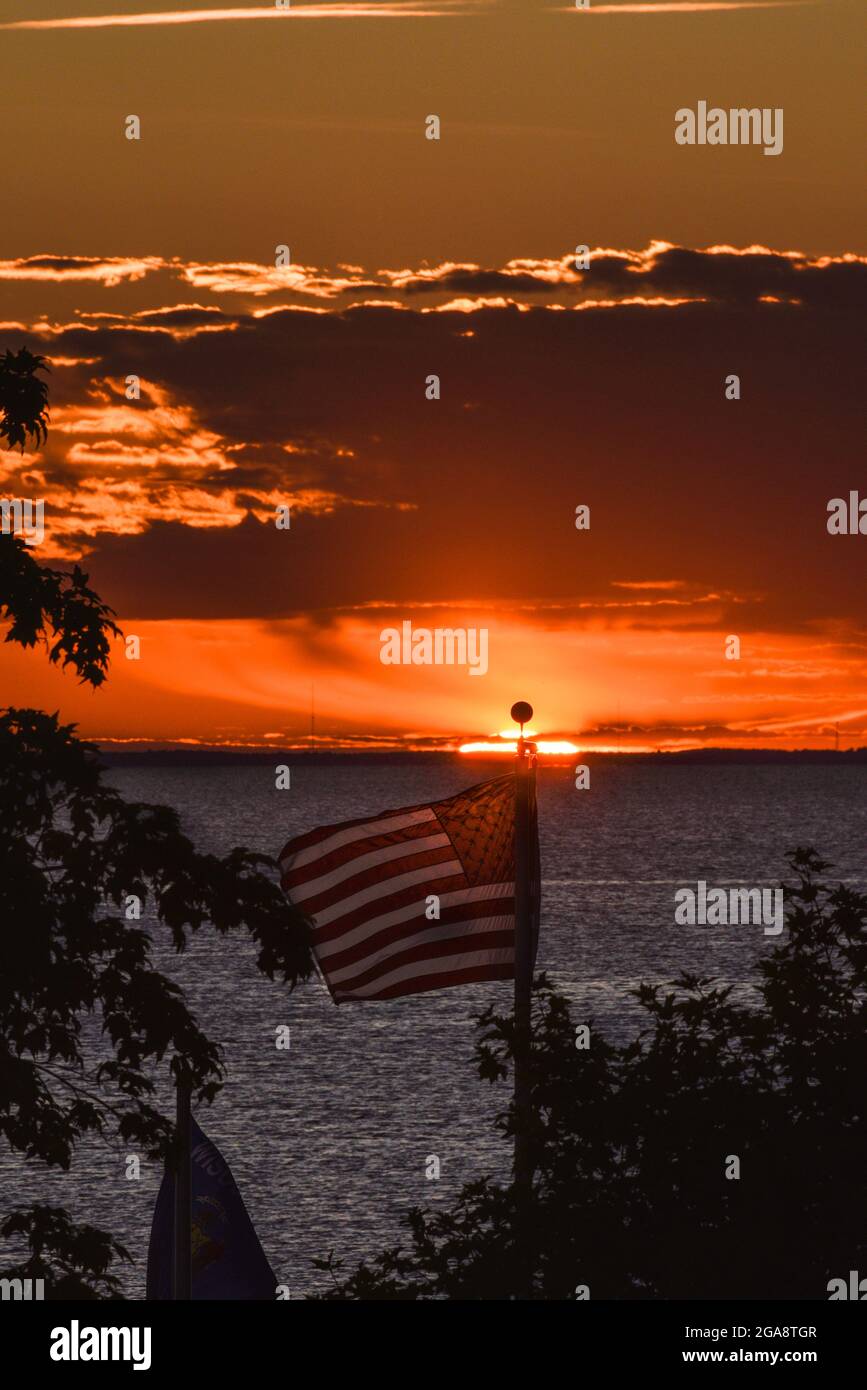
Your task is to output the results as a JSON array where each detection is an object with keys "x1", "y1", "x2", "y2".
[{"x1": 3, "y1": 761, "x2": 865, "y2": 1298}]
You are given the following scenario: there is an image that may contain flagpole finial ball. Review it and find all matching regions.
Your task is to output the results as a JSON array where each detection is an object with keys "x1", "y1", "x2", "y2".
[{"x1": 510, "y1": 701, "x2": 533, "y2": 728}]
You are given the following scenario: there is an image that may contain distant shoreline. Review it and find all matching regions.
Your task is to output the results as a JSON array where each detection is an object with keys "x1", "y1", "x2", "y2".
[{"x1": 95, "y1": 747, "x2": 867, "y2": 768}]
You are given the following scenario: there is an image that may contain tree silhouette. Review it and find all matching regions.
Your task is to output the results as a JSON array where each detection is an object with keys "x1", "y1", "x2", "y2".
[
  {"x1": 318, "y1": 851, "x2": 867, "y2": 1300},
  {"x1": 0, "y1": 347, "x2": 50, "y2": 452},
  {"x1": 0, "y1": 534, "x2": 121, "y2": 687},
  {"x1": 0, "y1": 366, "x2": 312, "y2": 1296},
  {"x1": 1, "y1": 1206, "x2": 131, "y2": 1302},
  {"x1": 0, "y1": 560, "x2": 313, "y2": 1293}
]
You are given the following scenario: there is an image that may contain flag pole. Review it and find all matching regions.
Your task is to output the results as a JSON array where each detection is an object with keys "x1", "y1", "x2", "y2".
[
  {"x1": 511, "y1": 702, "x2": 536, "y2": 1217},
  {"x1": 173, "y1": 1068, "x2": 192, "y2": 1300}
]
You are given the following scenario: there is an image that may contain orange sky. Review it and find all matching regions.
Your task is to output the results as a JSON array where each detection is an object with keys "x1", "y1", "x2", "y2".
[
  {"x1": 1, "y1": 2, "x2": 864, "y2": 751},
  {"x1": 3, "y1": 609, "x2": 866, "y2": 751}
]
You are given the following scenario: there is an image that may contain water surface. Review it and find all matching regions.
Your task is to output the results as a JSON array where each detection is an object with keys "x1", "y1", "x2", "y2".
[{"x1": 3, "y1": 761, "x2": 864, "y2": 1297}]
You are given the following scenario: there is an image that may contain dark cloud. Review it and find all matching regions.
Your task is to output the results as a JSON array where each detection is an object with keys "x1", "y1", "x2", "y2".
[
  {"x1": 10, "y1": 249, "x2": 863, "y2": 633},
  {"x1": 130, "y1": 306, "x2": 240, "y2": 327},
  {"x1": 599, "y1": 246, "x2": 867, "y2": 309},
  {"x1": 20, "y1": 256, "x2": 111, "y2": 271},
  {"x1": 400, "y1": 267, "x2": 570, "y2": 296}
]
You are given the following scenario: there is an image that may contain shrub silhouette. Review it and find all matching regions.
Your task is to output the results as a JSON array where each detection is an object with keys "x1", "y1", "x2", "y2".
[{"x1": 318, "y1": 851, "x2": 867, "y2": 1300}]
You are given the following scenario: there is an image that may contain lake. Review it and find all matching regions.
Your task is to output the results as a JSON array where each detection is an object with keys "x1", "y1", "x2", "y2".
[{"x1": 3, "y1": 759, "x2": 864, "y2": 1298}]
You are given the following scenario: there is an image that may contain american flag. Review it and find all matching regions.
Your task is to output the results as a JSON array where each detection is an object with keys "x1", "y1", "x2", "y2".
[{"x1": 278, "y1": 773, "x2": 538, "y2": 1003}]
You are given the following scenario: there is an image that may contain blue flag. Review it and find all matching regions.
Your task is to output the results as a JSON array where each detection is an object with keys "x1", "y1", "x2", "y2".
[{"x1": 147, "y1": 1118, "x2": 278, "y2": 1300}]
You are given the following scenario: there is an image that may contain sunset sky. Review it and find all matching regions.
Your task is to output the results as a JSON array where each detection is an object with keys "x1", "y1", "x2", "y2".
[{"x1": 1, "y1": 0, "x2": 864, "y2": 751}]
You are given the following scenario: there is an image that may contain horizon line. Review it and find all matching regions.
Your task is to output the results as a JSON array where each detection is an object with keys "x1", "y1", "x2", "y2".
[{"x1": 93, "y1": 743, "x2": 867, "y2": 756}]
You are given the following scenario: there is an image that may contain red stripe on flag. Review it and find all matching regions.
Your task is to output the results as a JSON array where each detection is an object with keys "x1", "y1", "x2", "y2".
[
  {"x1": 322, "y1": 896, "x2": 516, "y2": 974},
  {"x1": 294, "y1": 844, "x2": 460, "y2": 917},
  {"x1": 280, "y1": 818, "x2": 438, "y2": 890},
  {"x1": 335, "y1": 960, "x2": 515, "y2": 1004},
  {"x1": 331, "y1": 928, "x2": 516, "y2": 995}
]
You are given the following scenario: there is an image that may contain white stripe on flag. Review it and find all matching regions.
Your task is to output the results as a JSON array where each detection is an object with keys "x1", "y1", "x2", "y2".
[
  {"x1": 327, "y1": 914, "x2": 516, "y2": 987},
  {"x1": 283, "y1": 808, "x2": 437, "y2": 871},
  {"x1": 290, "y1": 832, "x2": 450, "y2": 903},
  {"x1": 336, "y1": 947, "x2": 515, "y2": 1000},
  {"x1": 315, "y1": 881, "x2": 514, "y2": 959},
  {"x1": 312, "y1": 859, "x2": 464, "y2": 927}
]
